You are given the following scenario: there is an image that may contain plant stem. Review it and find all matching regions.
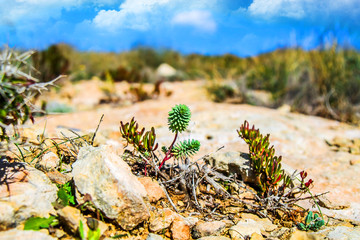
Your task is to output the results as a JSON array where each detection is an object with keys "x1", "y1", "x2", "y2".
[{"x1": 159, "y1": 132, "x2": 178, "y2": 169}]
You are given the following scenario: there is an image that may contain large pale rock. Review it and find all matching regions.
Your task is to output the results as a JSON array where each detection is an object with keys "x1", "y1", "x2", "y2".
[
  {"x1": 72, "y1": 145, "x2": 150, "y2": 230},
  {"x1": 0, "y1": 229, "x2": 56, "y2": 240},
  {"x1": 0, "y1": 160, "x2": 58, "y2": 229}
]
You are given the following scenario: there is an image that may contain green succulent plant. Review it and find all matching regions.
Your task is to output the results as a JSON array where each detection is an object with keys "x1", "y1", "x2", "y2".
[
  {"x1": 238, "y1": 120, "x2": 289, "y2": 195},
  {"x1": 120, "y1": 104, "x2": 200, "y2": 172},
  {"x1": 168, "y1": 104, "x2": 191, "y2": 133},
  {"x1": 120, "y1": 117, "x2": 158, "y2": 154},
  {"x1": 297, "y1": 211, "x2": 325, "y2": 231}
]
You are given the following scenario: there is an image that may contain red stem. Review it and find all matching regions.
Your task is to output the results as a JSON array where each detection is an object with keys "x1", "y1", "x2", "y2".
[{"x1": 159, "y1": 132, "x2": 178, "y2": 169}]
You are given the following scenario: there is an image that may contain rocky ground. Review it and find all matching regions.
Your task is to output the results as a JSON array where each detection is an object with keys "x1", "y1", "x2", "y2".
[{"x1": 1, "y1": 79, "x2": 360, "y2": 239}]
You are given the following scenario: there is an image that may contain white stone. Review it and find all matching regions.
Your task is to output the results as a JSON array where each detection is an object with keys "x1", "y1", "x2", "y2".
[
  {"x1": 156, "y1": 63, "x2": 177, "y2": 78},
  {"x1": 0, "y1": 162, "x2": 58, "y2": 229},
  {"x1": 72, "y1": 145, "x2": 150, "y2": 230}
]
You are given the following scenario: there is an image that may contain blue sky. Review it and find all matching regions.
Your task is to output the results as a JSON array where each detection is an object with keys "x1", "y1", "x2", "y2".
[{"x1": 0, "y1": 0, "x2": 359, "y2": 56}]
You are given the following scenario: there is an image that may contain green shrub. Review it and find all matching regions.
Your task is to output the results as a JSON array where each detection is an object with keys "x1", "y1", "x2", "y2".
[{"x1": 207, "y1": 84, "x2": 236, "y2": 102}]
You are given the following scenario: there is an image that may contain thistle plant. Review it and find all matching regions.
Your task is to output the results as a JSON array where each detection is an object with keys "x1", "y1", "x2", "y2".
[
  {"x1": 120, "y1": 104, "x2": 200, "y2": 172},
  {"x1": 0, "y1": 46, "x2": 62, "y2": 141},
  {"x1": 237, "y1": 120, "x2": 290, "y2": 196}
]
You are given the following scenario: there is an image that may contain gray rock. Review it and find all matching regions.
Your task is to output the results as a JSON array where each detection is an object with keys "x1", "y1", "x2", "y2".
[
  {"x1": 192, "y1": 221, "x2": 226, "y2": 238},
  {"x1": 205, "y1": 151, "x2": 257, "y2": 184},
  {"x1": 0, "y1": 160, "x2": 58, "y2": 229},
  {"x1": 0, "y1": 229, "x2": 56, "y2": 240},
  {"x1": 205, "y1": 151, "x2": 296, "y2": 186},
  {"x1": 146, "y1": 233, "x2": 165, "y2": 240},
  {"x1": 72, "y1": 145, "x2": 150, "y2": 230},
  {"x1": 327, "y1": 226, "x2": 360, "y2": 240}
]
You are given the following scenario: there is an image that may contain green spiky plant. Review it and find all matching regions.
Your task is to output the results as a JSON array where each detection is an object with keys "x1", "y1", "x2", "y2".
[
  {"x1": 0, "y1": 46, "x2": 62, "y2": 142},
  {"x1": 120, "y1": 104, "x2": 200, "y2": 172},
  {"x1": 237, "y1": 120, "x2": 291, "y2": 196},
  {"x1": 159, "y1": 104, "x2": 200, "y2": 169}
]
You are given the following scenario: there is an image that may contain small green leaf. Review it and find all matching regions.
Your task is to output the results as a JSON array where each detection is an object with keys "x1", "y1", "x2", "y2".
[
  {"x1": 88, "y1": 228, "x2": 101, "y2": 240},
  {"x1": 24, "y1": 216, "x2": 57, "y2": 230},
  {"x1": 79, "y1": 220, "x2": 85, "y2": 240},
  {"x1": 57, "y1": 187, "x2": 70, "y2": 206},
  {"x1": 305, "y1": 211, "x2": 313, "y2": 225},
  {"x1": 297, "y1": 223, "x2": 306, "y2": 231},
  {"x1": 57, "y1": 182, "x2": 75, "y2": 206}
]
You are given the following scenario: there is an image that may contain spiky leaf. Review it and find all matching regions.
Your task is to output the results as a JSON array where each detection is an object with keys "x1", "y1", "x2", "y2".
[
  {"x1": 172, "y1": 139, "x2": 200, "y2": 159},
  {"x1": 168, "y1": 104, "x2": 191, "y2": 133}
]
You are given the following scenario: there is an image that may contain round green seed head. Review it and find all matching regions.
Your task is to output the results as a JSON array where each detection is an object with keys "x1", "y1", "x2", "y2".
[{"x1": 168, "y1": 104, "x2": 191, "y2": 133}]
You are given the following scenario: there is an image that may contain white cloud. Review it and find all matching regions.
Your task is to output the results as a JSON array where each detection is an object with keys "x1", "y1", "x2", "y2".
[
  {"x1": 93, "y1": 9, "x2": 150, "y2": 30},
  {"x1": 0, "y1": 0, "x2": 119, "y2": 25},
  {"x1": 248, "y1": 0, "x2": 305, "y2": 19},
  {"x1": 120, "y1": 0, "x2": 170, "y2": 14},
  {"x1": 172, "y1": 10, "x2": 216, "y2": 32},
  {"x1": 247, "y1": 0, "x2": 360, "y2": 20},
  {"x1": 92, "y1": 0, "x2": 170, "y2": 30},
  {"x1": 91, "y1": 0, "x2": 220, "y2": 31}
]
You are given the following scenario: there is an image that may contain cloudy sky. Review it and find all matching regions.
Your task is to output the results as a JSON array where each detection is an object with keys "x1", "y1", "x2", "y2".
[{"x1": 0, "y1": 0, "x2": 359, "y2": 56}]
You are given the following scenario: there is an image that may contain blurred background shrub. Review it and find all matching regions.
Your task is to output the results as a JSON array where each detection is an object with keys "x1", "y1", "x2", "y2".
[{"x1": 29, "y1": 43, "x2": 360, "y2": 123}]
